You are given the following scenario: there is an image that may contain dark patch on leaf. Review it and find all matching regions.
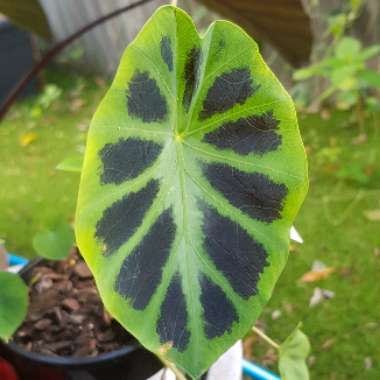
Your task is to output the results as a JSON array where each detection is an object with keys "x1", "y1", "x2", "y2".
[
  {"x1": 203, "y1": 111, "x2": 281, "y2": 155},
  {"x1": 99, "y1": 138, "x2": 162, "y2": 185},
  {"x1": 183, "y1": 47, "x2": 201, "y2": 111},
  {"x1": 95, "y1": 180, "x2": 159, "y2": 256},
  {"x1": 127, "y1": 70, "x2": 167, "y2": 122},
  {"x1": 156, "y1": 273, "x2": 190, "y2": 352},
  {"x1": 160, "y1": 36, "x2": 173, "y2": 72},
  {"x1": 115, "y1": 208, "x2": 176, "y2": 310},
  {"x1": 200, "y1": 274, "x2": 238, "y2": 339},
  {"x1": 204, "y1": 163, "x2": 287, "y2": 223},
  {"x1": 201, "y1": 203, "x2": 268, "y2": 298},
  {"x1": 199, "y1": 68, "x2": 258, "y2": 120},
  {"x1": 215, "y1": 39, "x2": 226, "y2": 57}
]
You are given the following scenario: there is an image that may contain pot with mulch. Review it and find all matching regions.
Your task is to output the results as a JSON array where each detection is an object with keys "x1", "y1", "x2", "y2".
[{"x1": 0, "y1": 249, "x2": 162, "y2": 380}]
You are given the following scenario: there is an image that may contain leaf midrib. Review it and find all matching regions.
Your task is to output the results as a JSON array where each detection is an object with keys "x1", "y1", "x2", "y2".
[{"x1": 175, "y1": 140, "x2": 203, "y2": 366}]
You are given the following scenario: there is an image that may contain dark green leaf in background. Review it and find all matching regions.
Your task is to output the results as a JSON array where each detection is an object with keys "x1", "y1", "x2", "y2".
[
  {"x1": 197, "y1": 0, "x2": 313, "y2": 66},
  {"x1": 0, "y1": 0, "x2": 51, "y2": 38},
  {"x1": 76, "y1": 6, "x2": 308, "y2": 378}
]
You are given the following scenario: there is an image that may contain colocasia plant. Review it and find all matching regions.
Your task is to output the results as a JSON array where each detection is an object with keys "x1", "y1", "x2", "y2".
[{"x1": 75, "y1": 5, "x2": 308, "y2": 379}]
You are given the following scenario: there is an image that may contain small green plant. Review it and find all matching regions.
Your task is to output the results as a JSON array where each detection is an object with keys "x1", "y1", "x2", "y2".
[
  {"x1": 252, "y1": 324, "x2": 311, "y2": 380},
  {"x1": 32, "y1": 222, "x2": 75, "y2": 260},
  {"x1": 0, "y1": 223, "x2": 74, "y2": 341},
  {"x1": 294, "y1": 36, "x2": 380, "y2": 128},
  {"x1": 75, "y1": 5, "x2": 308, "y2": 378},
  {"x1": 0, "y1": 271, "x2": 28, "y2": 341},
  {"x1": 29, "y1": 84, "x2": 62, "y2": 120},
  {"x1": 278, "y1": 324, "x2": 311, "y2": 380},
  {"x1": 326, "y1": 0, "x2": 364, "y2": 43}
]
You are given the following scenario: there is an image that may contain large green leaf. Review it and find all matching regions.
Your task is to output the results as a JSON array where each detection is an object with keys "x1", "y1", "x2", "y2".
[
  {"x1": 75, "y1": 5, "x2": 308, "y2": 378},
  {"x1": 0, "y1": 272, "x2": 28, "y2": 341}
]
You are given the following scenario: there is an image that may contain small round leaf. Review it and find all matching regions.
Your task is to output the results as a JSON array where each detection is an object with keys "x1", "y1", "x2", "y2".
[{"x1": 33, "y1": 223, "x2": 74, "y2": 260}]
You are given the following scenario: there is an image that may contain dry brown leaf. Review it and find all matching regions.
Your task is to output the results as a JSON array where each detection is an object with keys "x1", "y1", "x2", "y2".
[
  {"x1": 76, "y1": 122, "x2": 88, "y2": 132},
  {"x1": 340, "y1": 266, "x2": 352, "y2": 278},
  {"x1": 261, "y1": 348, "x2": 278, "y2": 367},
  {"x1": 70, "y1": 98, "x2": 85, "y2": 112},
  {"x1": 321, "y1": 109, "x2": 331, "y2": 120},
  {"x1": 364, "y1": 165, "x2": 375, "y2": 177},
  {"x1": 243, "y1": 334, "x2": 256, "y2": 360},
  {"x1": 20, "y1": 132, "x2": 38, "y2": 147},
  {"x1": 300, "y1": 267, "x2": 335, "y2": 283},
  {"x1": 321, "y1": 338, "x2": 336, "y2": 350},
  {"x1": 95, "y1": 77, "x2": 106, "y2": 88},
  {"x1": 352, "y1": 133, "x2": 368, "y2": 145},
  {"x1": 308, "y1": 355, "x2": 317, "y2": 367},
  {"x1": 282, "y1": 302, "x2": 294, "y2": 314},
  {"x1": 364, "y1": 209, "x2": 380, "y2": 222},
  {"x1": 0, "y1": 241, "x2": 7, "y2": 270},
  {"x1": 364, "y1": 357, "x2": 373, "y2": 370}
]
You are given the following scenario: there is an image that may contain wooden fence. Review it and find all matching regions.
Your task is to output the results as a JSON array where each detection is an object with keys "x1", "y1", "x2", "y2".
[{"x1": 40, "y1": 0, "x2": 166, "y2": 75}]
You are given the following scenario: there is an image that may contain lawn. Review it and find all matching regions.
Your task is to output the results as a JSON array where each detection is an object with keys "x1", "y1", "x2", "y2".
[
  {"x1": 0, "y1": 69, "x2": 379, "y2": 379},
  {"x1": 254, "y1": 112, "x2": 380, "y2": 379},
  {"x1": 0, "y1": 70, "x2": 107, "y2": 257}
]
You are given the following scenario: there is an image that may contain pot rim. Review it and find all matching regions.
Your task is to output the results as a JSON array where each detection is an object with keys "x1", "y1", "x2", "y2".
[
  {"x1": 5, "y1": 339, "x2": 140, "y2": 367},
  {"x1": 5, "y1": 257, "x2": 142, "y2": 367}
]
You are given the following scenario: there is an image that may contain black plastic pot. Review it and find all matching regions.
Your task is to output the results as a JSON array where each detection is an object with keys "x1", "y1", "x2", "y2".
[
  {"x1": 0, "y1": 260, "x2": 162, "y2": 380},
  {"x1": 0, "y1": 20, "x2": 38, "y2": 104}
]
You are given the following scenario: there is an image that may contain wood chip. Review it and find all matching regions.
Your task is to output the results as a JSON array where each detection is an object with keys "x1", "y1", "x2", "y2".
[
  {"x1": 12, "y1": 250, "x2": 133, "y2": 357},
  {"x1": 97, "y1": 330, "x2": 115, "y2": 343},
  {"x1": 73, "y1": 261, "x2": 92, "y2": 279},
  {"x1": 69, "y1": 314, "x2": 86, "y2": 324},
  {"x1": 102, "y1": 310, "x2": 112, "y2": 326},
  {"x1": 62, "y1": 298, "x2": 80, "y2": 312},
  {"x1": 34, "y1": 318, "x2": 52, "y2": 330},
  {"x1": 48, "y1": 341, "x2": 72, "y2": 351},
  {"x1": 35, "y1": 277, "x2": 53, "y2": 292}
]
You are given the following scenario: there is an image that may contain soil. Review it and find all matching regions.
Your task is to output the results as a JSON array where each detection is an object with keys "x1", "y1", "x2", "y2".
[{"x1": 12, "y1": 248, "x2": 134, "y2": 357}]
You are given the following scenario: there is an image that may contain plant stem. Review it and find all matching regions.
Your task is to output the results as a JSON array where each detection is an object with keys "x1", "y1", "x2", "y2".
[
  {"x1": 356, "y1": 93, "x2": 365, "y2": 133},
  {"x1": 160, "y1": 357, "x2": 187, "y2": 380},
  {"x1": 252, "y1": 326, "x2": 280, "y2": 350},
  {"x1": 0, "y1": 0, "x2": 155, "y2": 121},
  {"x1": 171, "y1": 0, "x2": 178, "y2": 6}
]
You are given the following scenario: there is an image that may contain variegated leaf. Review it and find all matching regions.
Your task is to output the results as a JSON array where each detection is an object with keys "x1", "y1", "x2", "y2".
[{"x1": 75, "y1": 5, "x2": 308, "y2": 378}]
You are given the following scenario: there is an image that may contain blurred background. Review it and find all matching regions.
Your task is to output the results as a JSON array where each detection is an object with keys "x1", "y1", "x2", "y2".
[{"x1": 0, "y1": 1, "x2": 379, "y2": 378}]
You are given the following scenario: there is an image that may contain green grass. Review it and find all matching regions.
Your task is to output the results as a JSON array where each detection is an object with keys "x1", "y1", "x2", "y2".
[
  {"x1": 0, "y1": 69, "x2": 108, "y2": 257},
  {"x1": 1, "y1": 69, "x2": 379, "y2": 379},
  {"x1": 255, "y1": 111, "x2": 380, "y2": 379}
]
